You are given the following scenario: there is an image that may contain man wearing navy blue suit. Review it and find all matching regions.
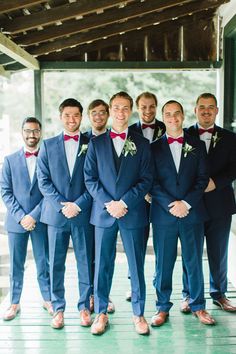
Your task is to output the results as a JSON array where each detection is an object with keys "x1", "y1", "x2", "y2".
[
  {"x1": 181, "y1": 93, "x2": 236, "y2": 313},
  {"x1": 84, "y1": 91, "x2": 153, "y2": 335},
  {"x1": 37, "y1": 98, "x2": 94, "y2": 329},
  {"x1": 1, "y1": 117, "x2": 52, "y2": 321},
  {"x1": 126, "y1": 91, "x2": 166, "y2": 301},
  {"x1": 150, "y1": 100, "x2": 215, "y2": 327},
  {"x1": 84, "y1": 99, "x2": 115, "y2": 315}
]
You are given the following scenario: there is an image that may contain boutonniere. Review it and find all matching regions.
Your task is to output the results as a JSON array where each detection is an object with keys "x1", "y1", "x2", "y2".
[
  {"x1": 122, "y1": 137, "x2": 137, "y2": 157},
  {"x1": 78, "y1": 144, "x2": 88, "y2": 156},
  {"x1": 211, "y1": 132, "x2": 221, "y2": 148},
  {"x1": 156, "y1": 127, "x2": 163, "y2": 139},
  {"x1": 182, "y1": 142, "x2": 195, "y2": 157}
]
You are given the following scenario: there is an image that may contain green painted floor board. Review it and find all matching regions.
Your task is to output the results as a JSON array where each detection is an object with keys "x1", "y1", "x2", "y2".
[{"x1": 0, "y1": 252, "x2": 236, "y2": 354}]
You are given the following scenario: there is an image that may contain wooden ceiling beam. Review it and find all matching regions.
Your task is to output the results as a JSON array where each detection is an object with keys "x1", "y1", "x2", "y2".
[
  {"x1": 0, "y1": 0, "x2": 134, "y2": 34},
  {"x1": 38, "y1": 11, "x2": 215, "y2": 61},
  {"x1": 0, "y1": 0, "x2": 47, "y2": 14},
  {"x1": 15, "y1": 0, "x2": 192, "y2": 46},
  {"x1": 0, "y1": 64, "x2": 10, "y2": 78},
  {"x1": 28, "y1": 0, "x2": 223, "y2": 56},
  {"x1": 0, "y1": 32, "x2": 39, "y2": 69}
]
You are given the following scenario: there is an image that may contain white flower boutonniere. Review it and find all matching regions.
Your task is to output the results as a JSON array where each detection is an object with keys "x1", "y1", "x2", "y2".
[
  {"x1": 122, "y1": 137, "x2": 137, "y2": 157},
  {"x1": 211, "y1": 132, "x2": 221, "y2": 148},
  {"x1": 78, "y1": 144, "x2": 88, "y2": 156},
  {"x1": 182, "y1": 142, "x2": 195, "y2": 158},
  {"x1": 156, "y1": 127, "x2": 163, "y2": 139}
]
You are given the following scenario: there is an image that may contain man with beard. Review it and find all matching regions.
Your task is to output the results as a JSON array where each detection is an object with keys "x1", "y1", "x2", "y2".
[
  {"x1": 37, "y1": 98, "x2": 94, "y2": 329},
  {"x1": 1, "y1": 117, "x2": 52, "y2": 321},
  {"x1": 181, "y1": 93, "x2": 236, "y2": 313}
]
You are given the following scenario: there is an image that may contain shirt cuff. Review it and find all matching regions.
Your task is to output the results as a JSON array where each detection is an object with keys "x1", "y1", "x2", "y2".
[
  {"x1": 120, "y1": 199, "x2": 128, "y2": 209},
  {"x1": 181, "y1": 200, "x2": 191, "y2": 210}
]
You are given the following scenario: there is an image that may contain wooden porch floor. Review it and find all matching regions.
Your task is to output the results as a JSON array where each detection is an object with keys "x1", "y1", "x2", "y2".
[{"x1": 0, "y1": 251, "x2": 236, "y2": 354}]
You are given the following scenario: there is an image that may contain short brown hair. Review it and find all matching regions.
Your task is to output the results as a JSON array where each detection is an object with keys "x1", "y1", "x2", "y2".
[
  {"x1": 162, "y1": 100, "x2": 184, "y2": 115},
  {"x1": 59, "y1": 98, "x2": 83, "y2": 114},
  {"x1": 196, "y1": 93, "x2": 217, "y2": 106},
  {"x1": 87, "y1": 99, "x2": 109, "y2": 115},
  {"x1": 109, "y1": 91, "x2": 133, "y2": 109},
  {"x1": 136, "y1": 92, "x2": 158, "y2": 107}
]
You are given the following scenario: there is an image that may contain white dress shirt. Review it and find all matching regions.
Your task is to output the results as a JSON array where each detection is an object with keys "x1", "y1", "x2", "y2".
[
  {"x1": 111, "y1": 128, "x2": 128, "y2": 157},
  {"x1": 141, "y1": 120, "x2": 155, "y2": 143},
  {"x1": 198, "y1": 124, "x2": 214, "y2": 153},
  {"x1": 24, "y1": 148, "x2": 38, "y2": 183},
  {"x1": 166, "y1": 133, "x2": 191, "y2": 210},
  {"x1": 64, "y1": 132, "x2": 80, "y2": 177},
  {"x1": 166, "y1": 133, "x2": 183, "y2": 173}
]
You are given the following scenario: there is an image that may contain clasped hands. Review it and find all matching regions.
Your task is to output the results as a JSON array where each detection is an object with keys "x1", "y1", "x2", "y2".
[
  {"x1": 105, "y1": 200, "x2": 128, "y2": 219},
  {"x1": 168, "y1": 200, "x2": 189, "y2": 218},
  {"x1": 20, "y1": 215, "x2": 36, "y2": 231},
  {"x1": 61, "y1": 202, "x2": 80, "y2": 218}
]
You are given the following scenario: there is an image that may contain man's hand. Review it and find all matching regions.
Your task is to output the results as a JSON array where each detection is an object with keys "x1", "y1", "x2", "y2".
[
  {"x1": 61, "y1": 202, "x2": 80, "y2": 218},
  {"x1": 205, "y1": 178, "x2": 216, "y2": 192},
  {"x1": 20, "y1": 215, "x2": 36, "y2": 231},
  {"x1": 105, "y1": 200, "x2": 128, "y2": 219},
  {"x1": 168, "y1": 201, "x2": 189, "y2": 218}
]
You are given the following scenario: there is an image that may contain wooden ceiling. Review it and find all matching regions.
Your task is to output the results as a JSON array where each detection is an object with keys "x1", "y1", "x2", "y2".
[{"x1": 0, "y1": 0, "x2": 231, "y2": 76}]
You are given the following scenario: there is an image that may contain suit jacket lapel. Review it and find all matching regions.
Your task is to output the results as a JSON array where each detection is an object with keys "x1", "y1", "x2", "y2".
[
  {"x1": 20, "y1": 149, "x2": 32, "y2": 188},
  {"x1": 105, "y1": 130, "x2": 118, "y2": 179},
  {"x1": 71, "y1": 133, "x2": 87, "y2": 180},
  {"x1": 57, "y1": 133, "x2": 71, "y2": 178},
  {"x1": 162, "y1": 135, "x2": 179, "y2": 176}
]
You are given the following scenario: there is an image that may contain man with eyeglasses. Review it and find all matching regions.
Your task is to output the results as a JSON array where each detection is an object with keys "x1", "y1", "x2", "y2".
[
  {"x1": 84, "y1": 99, "x2": 109, "y2": 138},
  {"x1": 0, "y1": 117, "x2": 52, "y2": 321},
  {"x1": 84, "y1": 99, "x2": 115, "y2": 315}
]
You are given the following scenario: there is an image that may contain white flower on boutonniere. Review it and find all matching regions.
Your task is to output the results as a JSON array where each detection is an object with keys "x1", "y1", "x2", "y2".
[
  {"x1": 78, "y1": 144, "x2": 88, "y2": 156},
  {"x1": 182, "y1": 142, "x2": 195, "y2": 157},
  {"x1": 122, "y1": 137, "x2": 137, "y2": 157},
  {"x1": 211, "y1": 132, "x2": 221, "y2": 148},
  {"x1": 157, "y1": 127, "x2": 163, "y2": 138}
]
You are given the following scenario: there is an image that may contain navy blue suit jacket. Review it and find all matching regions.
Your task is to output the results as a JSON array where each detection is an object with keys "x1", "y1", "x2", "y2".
[
  {"x1": 84, "y1": 129, "x2": 153, "y2": 229},
  {"x1": 37, "y1": 132, "x2": 92, "y2": 227},
  {"x1": 129, "y1": 119, "x2": 166, "y2": 141},
  {"x1": 1, "y1": 148, "x2": 44, "y2": 233},
  {"x1": 150, "y1": 132, "x2": 209, "y2": 225},
  {"x1": 187, "y1": 124, "x2": 236, "y2": 218}
]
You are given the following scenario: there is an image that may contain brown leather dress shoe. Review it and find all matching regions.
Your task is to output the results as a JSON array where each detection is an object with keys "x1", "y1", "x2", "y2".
[
  {"x1": 91, "y1": 313, "x2": 108, "y2": 335},
  {"x1": 213, "y1": 298, "x2": 236, "y2": 312},
  {"x1": 3, "y1": 304, "x2": 20, "y2": 321},
  {"x1": 80, "y1": 309, "x2": 92, "y2": 326},
  {"x1": 43, "y1": 301, "x2": 54, "y2": 316},
  {"x1": 133, "y1": 316, "x2": 150, "y2": 335},
  {"x1": 107, "y1": 298, "x2": 115, "y2": 314},
  {"x1": 51, "y1": 311, "x2": 64, "y2": 329},
  {"x1": 180, "y1": 299, "x2": 191, "y2": 314},
  {"x1": 193, "y1": 309, "x2": 215, "y2": 325},
  {"x1": 151, "y1": 311, "x2": 169, "y2": 327}
]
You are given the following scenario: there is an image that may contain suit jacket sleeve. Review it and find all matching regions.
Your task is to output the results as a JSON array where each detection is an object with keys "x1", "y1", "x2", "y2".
[
  {"x1": 37, "y1": 140, "x2": 68, "y2": 212},
  {"x1": 211, "y1": 133, "x2": 236, "y2": 190},
  {"x1": 120, "y1": 143, "x2": 153, "y2": 208},
  {"x1": 84, "y1": 140, "x2": 114, "y2": 207},
  {"x1": 182, "y1": 141, "x2": 209, "y2": 207},
  {"x1": 1, "y1": 157, "x2": 25, "y2": 223}
]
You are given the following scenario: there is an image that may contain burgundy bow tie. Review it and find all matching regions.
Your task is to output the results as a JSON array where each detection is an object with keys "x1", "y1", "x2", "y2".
[
  {"x1": 25, "y1": 151, "x2": 38, "y2": 158},
  {"x1": 64, "y1": 134, "x2": 79, "y2": 142},
  {"x1": 110, "y1": 131, "x2": 126, "y2": 140},
  {"x1": 198, "y1": 128, "x2": 214, "y2": 135},
  {"x1": 167, "y1": 137, "x2": 184, "y2": 144},
  {"x1": 142, "y1": 123, "x2": 155, "y2": 129}
]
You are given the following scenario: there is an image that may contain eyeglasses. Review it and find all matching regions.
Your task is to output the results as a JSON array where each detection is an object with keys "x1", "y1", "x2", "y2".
[
  {"x1": 90, "y1": 110, "x2": 108, "y2": 118},
  {"x1": 23, "y1": 129, "x2": 41, "y2": 135}
]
